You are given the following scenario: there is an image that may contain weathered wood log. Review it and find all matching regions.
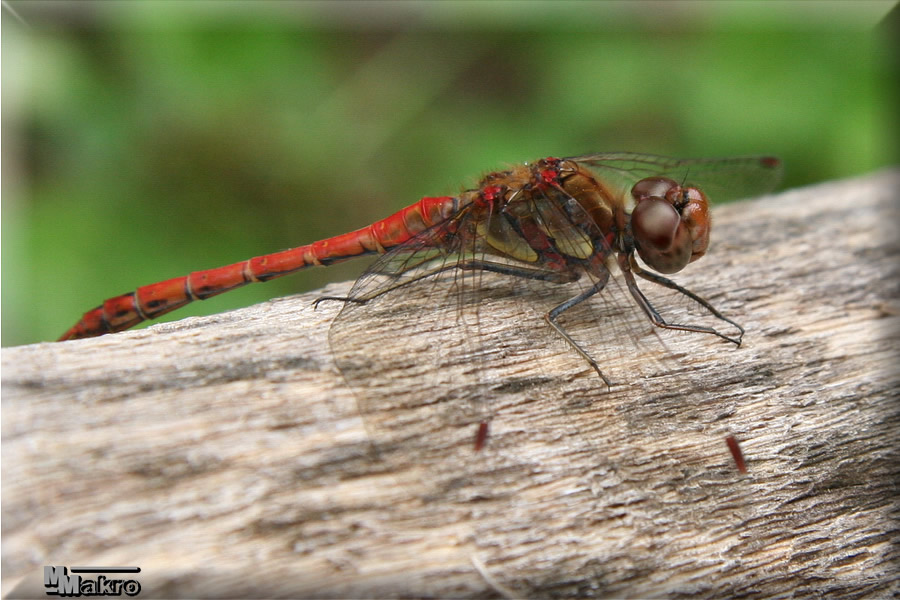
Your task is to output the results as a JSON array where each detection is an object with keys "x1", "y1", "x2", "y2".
[{"x1": 3, "y1": 169, "x2": 899, "y2": 598}]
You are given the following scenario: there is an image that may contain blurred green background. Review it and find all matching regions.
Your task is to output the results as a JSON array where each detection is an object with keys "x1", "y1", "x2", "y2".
[{"x1": 2, "y1": 1, "x2": 897, "y2": 346}]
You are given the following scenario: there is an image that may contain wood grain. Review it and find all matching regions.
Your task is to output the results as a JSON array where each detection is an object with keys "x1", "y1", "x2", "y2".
[{"x1": 3, "y1": 169, "x2": 899, "y2": 598}]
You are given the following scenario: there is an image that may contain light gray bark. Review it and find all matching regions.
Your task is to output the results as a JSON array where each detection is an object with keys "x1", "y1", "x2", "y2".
[{"x1": 3, "y1": 169, "x2": 899, "y2": 598}]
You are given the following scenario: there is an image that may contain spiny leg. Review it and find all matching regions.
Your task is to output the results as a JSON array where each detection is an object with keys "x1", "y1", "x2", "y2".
[
  {"x1": 314, "y1": 258, "x2": 576, "y2": 307},
  {"x1": 622, "y1": 255, "x2": 744, "y2": 346},
  {"x1": 545, "y1": 271, "x2": 613, "y2": 388}
]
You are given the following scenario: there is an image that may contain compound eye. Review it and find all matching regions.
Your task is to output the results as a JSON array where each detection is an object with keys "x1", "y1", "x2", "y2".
[
  {"x1": 631, "y1": 197, "x2": 692, "y2": 274},
  {"x1": 631, "y1": 177, "x2": 680, "y2": 202}
]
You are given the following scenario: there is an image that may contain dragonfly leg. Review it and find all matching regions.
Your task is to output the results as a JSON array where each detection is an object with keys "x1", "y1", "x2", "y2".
[
  {"x1": 315, "y1": 260, "x2": 467, "y2": 307},
  {"x1": 545, "y1": 272, "x2": 613, "y2": 388},
  {"x1": 621, "y1": 254, "x2": 744, "y2": 345},
  {"x1": 455, "y1": 259, "x2": 578, "y2": 283},
  {"x1": 314, "y1": 259, "x2": 576, "y2": 308},
  {"x1": 436, "y1": 257, "x2": 616, "y2": 386}
]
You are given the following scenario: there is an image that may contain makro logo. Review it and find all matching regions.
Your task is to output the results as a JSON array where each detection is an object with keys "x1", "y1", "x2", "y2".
[{"x1": 44, "y1": 566, "x2": 141, "y2": 597}]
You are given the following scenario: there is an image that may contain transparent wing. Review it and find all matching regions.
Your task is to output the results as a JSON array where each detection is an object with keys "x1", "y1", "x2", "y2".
[
  {"x1": 327, "y1": 202, "x2": 582, "y2": 502},
  {"x1": 327, "y1": 171, "x2": 756, "y2": 593},
  {"x1": 569, "y1": 152, "x2": 783, "y2": 204}
]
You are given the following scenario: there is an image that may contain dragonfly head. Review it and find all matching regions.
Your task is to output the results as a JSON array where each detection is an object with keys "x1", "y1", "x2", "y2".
[{"x1": 630, "y1": 177, "x2": 710, "y2": 274}]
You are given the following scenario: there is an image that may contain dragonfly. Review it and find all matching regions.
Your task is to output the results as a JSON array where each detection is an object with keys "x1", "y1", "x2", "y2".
[
  {"x1": 60, "y1": 154, "x2": 780, "y2": 368},
  {"x1": 60, "y1": 152, "x2": 780, "y2": 483}
]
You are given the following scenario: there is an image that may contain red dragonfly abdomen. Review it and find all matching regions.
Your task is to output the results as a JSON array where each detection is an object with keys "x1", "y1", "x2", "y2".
[{"x1": 59, "y1": 195, "x2": 460, "y2": 341}]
